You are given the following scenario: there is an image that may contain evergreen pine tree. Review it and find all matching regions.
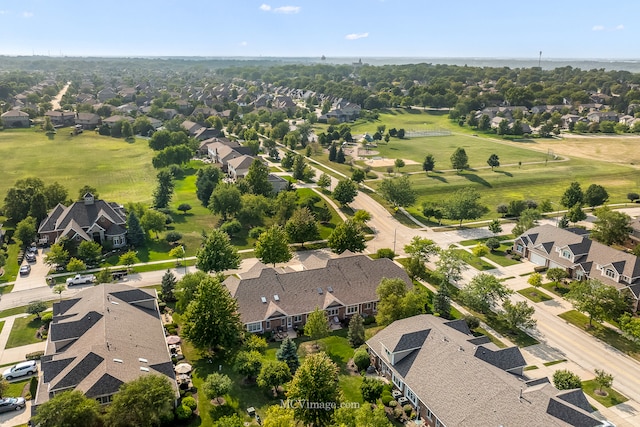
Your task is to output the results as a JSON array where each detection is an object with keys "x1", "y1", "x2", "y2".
[
  {"x1": 328, "y1": 143, "x2": 337, "y2": 162},
  {"x1": 347, "y1": 313, "x2": 365, "y2": 348},
  {"x1": 336, "y1": 147, "x2": 346, "y2": 164},
  {"x1": 433, "y1": 283, "x2": 452, "y2": 319},
  {"x1": 161, "y1": 269, "x2": 177, "y2": 302},
  {"x1": 126, "y1": 211, "x2": 145, "y2": 248},
  {"x1": 276, "y1": 337, "x2": 300, "y2": 374}
]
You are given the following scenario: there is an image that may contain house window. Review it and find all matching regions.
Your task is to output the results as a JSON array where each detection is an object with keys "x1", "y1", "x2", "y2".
[
  {"x1": 605, "y1": 269, "x2": 616, "y2": 279},
  {"x1": 575, "y1": 271, "x2": 584, "y2": 281},
  {"x1": 391, "y1": 373, "x2": 404, "y2": 391},
  {"x1": 294, "y1": 315, "x2": 302, "y2": 323},
  {"x1": 405, "y1": 386, "x2": 417, "y2": 405},
  {"x1": 561, "y1": 249, "x2": 572, "y2": 260},
  {"x1": 372, "y1": 302, "x2": 378, "y2": 311},
  {"x1": 326, "y1": 308, "x2": 339, "y2": 317},
  {"x1": 96, "y1": 395, "x2": 113, "y2": 405},
  {"x1": 346, "y1": 305, "x2": 358, "y2": 315},
  {"x1": 265, "y1": 320, "x2": 271, "y2": 330},
  {"x1": 622, "y1": 275, "x2": 630, "y2": 283},
  {"x1": 365, "y1": 303, "x2": 371, "y2": 309},
  {"x1": 246, "y1": 322, "x2": 262, "y2": 333},
  {"x1": 435, "y1": 418, "x2": 443, "y2": 427},
  {"x1": 425, "y1": 407, "x2": 433, "y2": 420},
  {"x1": 516, "y1": 244, "x2": 524, "y2": 253}
]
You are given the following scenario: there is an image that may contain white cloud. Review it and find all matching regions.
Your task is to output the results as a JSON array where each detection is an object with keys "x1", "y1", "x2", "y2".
[
  {"x1": 23, "y1": 11, "x2": 33, "y2": 18},
  {"x1": 615, "y1": 24, "x2": 624, "y2": 30},
  {"x1": 345, "y1": 32, "x2": 369, "y2": 40},
  {"x1": 0, "y1": 10, "x2": 9, "y2": 15},
  {"x1": 592, "y1": 25, "x2": 604, "y2": 31},
  {"x1": 273, "y1": 6, "x2": 300, "y2": 14},
  {"x1": 259, "y1": 4, "x2": 271, "y2": 11},
  {"x1": 239, "y1": 41, "x2": 248, "y2": 46}
]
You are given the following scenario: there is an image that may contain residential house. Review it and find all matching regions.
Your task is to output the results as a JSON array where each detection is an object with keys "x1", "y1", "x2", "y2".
[
  {"x1": 97, "y1": 88, "x2": 118, "y2": 103},
  {"x1": 513, "y1": 224, "x2": 640, "y2": 310},
  {"x1": 118, "y1": 87, "x2": 137, "y2": 102},
  {"x1": 268, "y1": 174, "x2": 289, "y2": 193},
  {"x1": 45, "y1": 111, "x2": 76, "y2": 127},
  {"x1": 193, "y1": 127, "x2": 222, "y2": 141},
  {"x1": 75, "y1": 112, "x2": 101, "y2": 130},
  {"x1": 227, "y1": 155, "x2": 255, "y2": 180},
  {"x1": 103, "y1": 115, "x2": 134, "y2": 127},
  {"x1": 33, "y1": 284, "x2": 178, "y2": 411},
  {"x1": 561, "y1": 114, "x2": 587, "y2": 129},
  {"x1": 181, "y1": 120, "x2": 204, "y2": 136},
  {"x1": 224, "y1": 253, "x2": 411, "y2": 334},
  {"x1": 367, "y1": 314, "x2": 605, "y2": 427},
  {"x1": 1, "y1": 110, "x2": 30, "y2": 127},
  {"x1": 38, "y1": 193, "x2": 127, "y2": 249},
  {"x1": 586, "y1": 111, "x2": 618, "y2": 123}
]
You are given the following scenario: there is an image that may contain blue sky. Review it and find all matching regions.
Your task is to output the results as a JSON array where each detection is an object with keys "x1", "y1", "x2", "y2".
[{"x1": 1, "y1": 0, "x2": 638, "y2": 59}]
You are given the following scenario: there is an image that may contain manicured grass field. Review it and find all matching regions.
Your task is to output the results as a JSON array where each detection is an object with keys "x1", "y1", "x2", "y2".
[
  {"x1": 517, "y1": 287, "x2": 553, "y2": 303},
  {"x1": 451, "y1": 249, "x2": 494, "y2": 271},
  {"x1": 0, "y1": 128, "x2": 157, "y2": 204},
  {"x1": 5, "y1": 315, "x2": 45, "y2": 349},
  {"x1": 483, "y1": 245, "x2": 521, "y2": 267},
  {"x1": 4, "y1": 378, "x2": 29, "y2": 398},
  {"x1": 559, "y1": 310, "x2": 640, "y2": 362},
  {"x1": 582, "y1": 379, "x2": 628, "y2": 407}
]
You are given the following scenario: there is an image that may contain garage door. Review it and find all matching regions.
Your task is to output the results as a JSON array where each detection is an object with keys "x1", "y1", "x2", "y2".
[
  {"x1": 548, "y1": 261, "x2": 563, "y2": 270},
  {"x1": 530, "y1": 253, "x2": 547, "y2": 266}
]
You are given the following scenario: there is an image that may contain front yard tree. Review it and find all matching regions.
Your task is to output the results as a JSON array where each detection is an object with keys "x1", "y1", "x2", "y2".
[
  {"x1": 285, "y1": 207, "x2": 320, "y2": 248},
  {"x1": 485, "y1": 237, "x2": 500, "y2": 251},
  {"x1": 590, "y1": 206, "x2": 632, "y2": 245},
  {"x1": 546, "y1": 267, "x2": 568, "y2": 284},
  {"x1": 14, "y1": 216, "x2": 37, "y2": 246},
  {"x1": 287, "y1": 352, "x2": 340, "y2": 427},
  {"x1": 105, "y1": 374, "x2": 175, "y2": 427},
  {"x1": 450, "y1": 147, "x2": 469, "y2": 172},
  {"x1": 255, "y1": 225, "x2": 292, "y2": 267},
  {"x1": 141, "y1": 209, "x2": 166, "y2": 239},
  {"x1": 202, "y1": 373, "x2": 232, "y2": 404},
  {"x1": 500, "y1": 300, "x2": 537, "y2": 331},
  {"x1": 208, "y1": 183, "x2": 242, "y2": 220},
  {"x1": 560, "y1": 181, "x2": 584, "y2": 208},
  {"x1": 488, "y1": 219, "x2": 503, "y2": 235},
  {"x1": 378, "y1": 176, "x2": 416, "y2": 208},
  {"x1": 126, "y1": 211, "x2": 145, "y2": 247},
  {"x1": 584, "y1": 184, "x2": 609, "y2": 207},
  {"x1": 347, "y1": 313, "x2": 365, "y2": 348},
  {"x1": 422, "y1": 153, "x2": 435, "y2": 175},
  {"x1": 182, "y1": 275, "x2": 243, "y2": 352},
  {"x1": 27, "y1": 300, "x2": 48, "y2": 319},
  {"x1": 435, "y1": 248, "x2": 467, "y2": 285},
  {"x1": 152, "y1": 170, "x2": 174, "y2": 209},
  {"x1": 360, "y1": 377, "x2": 385, "y2": 403},
  {"x1": 77, "y1": 241, "x2": 102, "y2": 266},
  {"x1": 594, "y1": 369, "x2": 614, "y2": 394},
  {"x1": 196, "y1": 229, "x2": 240, "y2": 273},
  {"x1": 257, "y1": 361, "x2": 292, "y2": 396},
  {"x1": 317, "y1": 173, "x2": 331, "y2": 190},
  {"x1": 459, "y1": 273, "x2": 513, "y2": 314},
  {"x1": 234, "y1": 350, "x2": 263, "y2": 381},
  {"x1": 528, "y1": 272, "x2": 543, "y2": 289},
  {"x1": 327, "y1": 220, "x2": 366, "y2": 254},
  {"x1": 53, "y1": 284, "x2": 66, "y2": 301},
  {"x1": 31, "y1": 390, "x2": 102, "y2": 427},
  {"x1": 276, "y1": 338, "x2": 300, "y2": 374},
  {"x1": 304, "y1": 307, "x2": 331, "y2": 347},
  {"x1": 487, "y1": 153, "x2": 500, "y2": 170},
  {"x1": 442, "y1": 187, "x2": 489, "y2": 227},
  {"x1": 67, "y1": 257, "x2": 87, "y2": 273},
  {"x1": 553, "y1": 370, "x2": 582, "y2": 390},
  {"x1": 118, "y1": 250, "x2": 139, "y2": 270},
  {"x1": 333, "y1": 179, "x2": 358, "y2": 206},
  {"x1": 620, "y1": 313, "x2": 640, "y2": 341},
  {"x1": 566, "y1": 279, "x2": 628, "y2": 327},
  {"x1": 44, "y1": 243, "x2": 70, "y2": 267},
  {"x1": 161, "y1": 270, "x2": 177, "y2": 302}
]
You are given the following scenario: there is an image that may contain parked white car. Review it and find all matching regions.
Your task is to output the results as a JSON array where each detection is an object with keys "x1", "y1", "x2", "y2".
[{"x1": 2, "y1": 360, "x2": 37, "y2": 380}]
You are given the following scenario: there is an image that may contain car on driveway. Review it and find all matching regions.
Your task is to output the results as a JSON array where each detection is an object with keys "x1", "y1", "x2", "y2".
[
  {"x1": 19, "y1": 265, "x2": 31, "y2": 276},
  {"x1": 0, "y1": 397, "x2": 26, "y2": 413},
  {"x1": 25, "y1": 252, "x2": 36, "y2": 263},
  {"x1": 2, "y1": 361, "x2": 37, "y2": 380}
]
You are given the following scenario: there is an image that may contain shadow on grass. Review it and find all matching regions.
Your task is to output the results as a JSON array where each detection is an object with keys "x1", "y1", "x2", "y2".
[
  {"x1": 428, "y1": 174, "x2": 448, "y2": 183},
  {"x1": 494, "y1": 170, "x2": 513, "y2": 177},
  {"x1": 462, "y1": 173, "x2": 492, "y2": 188}
]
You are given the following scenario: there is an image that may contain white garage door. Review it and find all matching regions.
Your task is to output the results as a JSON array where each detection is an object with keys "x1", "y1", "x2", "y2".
[
  {"x1": 548, "y1": 261, "x2": 563, "y2": 270},
  {"x1": 530, "y1": 253, "x2": 547, "y2": 266}
]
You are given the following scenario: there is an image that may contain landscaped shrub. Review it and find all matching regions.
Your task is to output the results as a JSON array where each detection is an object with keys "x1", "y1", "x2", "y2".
[
  {"x1": 393, "y1": 406, "x2": 404, "y2": 419},
  {"x1": 375, "y1": 248, "x2": 396, "y2": 260},
  {"x1": 353, "y1": 348, "x2": 371, "y2": 372},
  {"x1": 464, "y1": 315, "x2": 480, "y2": 330},
  {"x1": 25, "y1": 351, "x2": 44, "y2": 360},
  {"x1": 363, "y1": 315, "x2": 376, "y2": 325},
  {"x1": 30, "y1": 377, "x2": 38, "y2": 396},
  {"x1": 175, "y1": 404, "x2": 192, "y2": 420},
  {"x1": 182, "y1": 396, "x2": 197, "y2": 411},
  {"x1": 249, "y1": 227, "x2": 266, "y2": 239},
  {"x1": 403, "y1": 404, "x2": 412, "y2": 415},
  {"x1": 41, "y1": 312, "x2": 53, "y2": 324},
  {"x1": 165, "y1": 231, "x2": 182, "y2": 243},
  {"x1": 388, "y1": 400, "x2": 398, "y2": 408},
  {"x1": 381, "y1": 394, "x2": 392, "y2": 406}
]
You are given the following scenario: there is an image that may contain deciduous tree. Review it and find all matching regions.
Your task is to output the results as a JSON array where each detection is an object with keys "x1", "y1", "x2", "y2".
[
  {"x1": 245, "y1": 159, "x2": 273, "y2": 196},
  {"x1": 141, "y1": 209, "x2": 166, "y2": 239},
  {"x1": 560, "y1": 181, "x2": 583, "y2": 208},
  {"x1": 257, "y1": 361, "x2": 292, "y2": 395},
  {"x1": 208, "y1": 183, "x2": 242, "y2": 220},
  {"x1": 590, "y1": 206, "x2": 632, "y2": 245},
  {"x1": 196, "y1": 228, "x2": 240, "y2": 273},
  {"x1": 304, "y1": 307, "x2": 331, "y2": 346},
  {"x1": 285, "y1": 207, "x2": 320, "y2": 248},
  {"x1": 553, "y1": 370, "x2": 582, "y2": 390},
  {"x1": 459, "y1": 273, "x2": 512, "y2": 314},
  {"x1": 487, "y1": 153, "x2": 500, "y2": 170},
  {"x1": 31, "y1": 390, "x2": 102, "y2": 427},
  {"x1": 327, "y1": 220, "x2": 366, "y2": 254},
  {"x1": 441, "y1": 187, "x2": 488, "y2": 227},
  {"x1": 333, "y1": 179, "x2": 358, "y2": 206},
  {"x1": 234, "y1": 350, "x2": 263, "y2": 380},
  {"x1": 584, "y1": 184, "x2": 609, "y2": 207},
  {"x1": 255, "y1": 225, "x2": 292, "y2": 267},
  {"x1": 422, "y1": 154, "x2": 435, "y2": 175},
  {"x1": 195, "y1": 165, "x2": 222, "y2": 206},
  {"x1": 378, "y1": 176, "x2": 416, "y2": 208},
  {"x1": 450, "y1": 147, "x2": 469, "y2": 171},
  {"x1": 105, "y1": 375, "x2": 175, "y2": 427},
  {"x1": 500, "y1": 300, "x2": 536, "y2": 331},
  {"x1": 202, "y1": 373, "x2": 232, "y2": 404},
  {"x1": 566, "y1": 279, "x2": 628, "y2": 326},
  {"x1": 594, "y1": 369, "x2": 614, "y2": 394},
  {"x1": 347, "y1": 313, "x2": 365, "y2": 348}
]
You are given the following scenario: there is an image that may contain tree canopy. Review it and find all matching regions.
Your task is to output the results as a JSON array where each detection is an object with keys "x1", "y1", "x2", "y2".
[
  {"x1": 590, "y1": 206, "x2": 632, "y2": 245},
  {"x1": 32, "y1": 390, "x2": 102, "y2": 427},
  {"x1": 378, "y1": 176, "x2": 416, "y2": 208},
  {"x1": 105, "y1": 375, "x2": 175, "y2": 427},
  {"x1": 255, "y1": 225, "x2": 292, "y2": 266},
  {"x1": 196, "y1": 228, "x2": 240, "y2": 273},
  {"x1": 442, "y1": 187, "x2": 488, "y2": 226},
  {"x1": 327, "y1": 220, "x2": 366, "y2": 254}
]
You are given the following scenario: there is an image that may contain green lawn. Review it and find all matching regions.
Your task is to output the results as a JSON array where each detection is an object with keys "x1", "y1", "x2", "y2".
[
  {"x1": 543, "y1": 359, "x2": 567, "y2": 367},
  {"x1": 0, "y1": 302, "x2": 53, "y2": 320},
  {"x1": 483, "y1": 245, "x2": 521, "y2": 267},
  {"x1": 6, "y1": 315, "x2": 46, "y2": 349},
  {"x1": 582, "y1": 380, "x2": 628, "y2": 407},
  {"x1": 0, "y1": 128, "x2": 156, "y2": 204},
  {"x1": 459, "y1": 234, "x2": 515, "y2": 246},
  {"x1": 517, "y1": 287, "x2": 553, "y2": 303},
  {"x1": 0, "y1": 284, "x2": 14, "y2": 295},
  {"x1": 559, "y1": 310, "x2": 640, "y2": 362},
  {"x1": 451, "y1": 249, "x2": 494, "y2": 271},
  {"x1": 4, "y1": 379, "x2": 29, "y2": 398},
  {"x1": 541, "y1": 281, "x2": 571, "y2": 297}
]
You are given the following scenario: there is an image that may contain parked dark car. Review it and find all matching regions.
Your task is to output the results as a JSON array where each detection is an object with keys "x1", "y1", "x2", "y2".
[
  {"x1": 0, "y1": 397, "x2": 26, "y2": 413},
  {"x1": 19, "y1": 265, "x2": 31, "y2": 276}
]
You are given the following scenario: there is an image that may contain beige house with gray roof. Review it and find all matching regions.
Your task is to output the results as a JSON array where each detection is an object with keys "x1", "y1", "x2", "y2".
[
  {"x1": 513, "y1": 224, "x2": 640, "y2": 310},
  {"x1": 34, "y1": 284, "x2": 178, "y2": 410},
  {"x1": 224, "y1": 253, "x2": 411, "y2": 334},
  {"x1": 367, "y1": 315, "x2": 606, "y2": 426}
]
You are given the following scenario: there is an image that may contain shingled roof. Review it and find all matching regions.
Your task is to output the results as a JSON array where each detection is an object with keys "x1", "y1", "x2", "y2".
[
  {"x1": 224, "y1": 254, "x2": 411, "y2": 324},
  {"x1": 367, "y1": 315, "x2": 604, "y2": 427},
  {"x1": 34, "y1": 284, "x2": 177, "y2": 408}
]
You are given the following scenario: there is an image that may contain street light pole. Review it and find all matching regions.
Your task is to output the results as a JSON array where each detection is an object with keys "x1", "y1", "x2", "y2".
[{"x1": 393, "y1": 228, "x2": 397, "y2": 254}]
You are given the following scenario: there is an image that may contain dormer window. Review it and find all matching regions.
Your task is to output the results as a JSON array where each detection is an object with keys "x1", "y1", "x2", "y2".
[
  {"x1": 561, "y1": 249, "x2": 572, "y2": 260},
  {"x1": 604, "y1": 268, "x2": 616, "y2": 279}
]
